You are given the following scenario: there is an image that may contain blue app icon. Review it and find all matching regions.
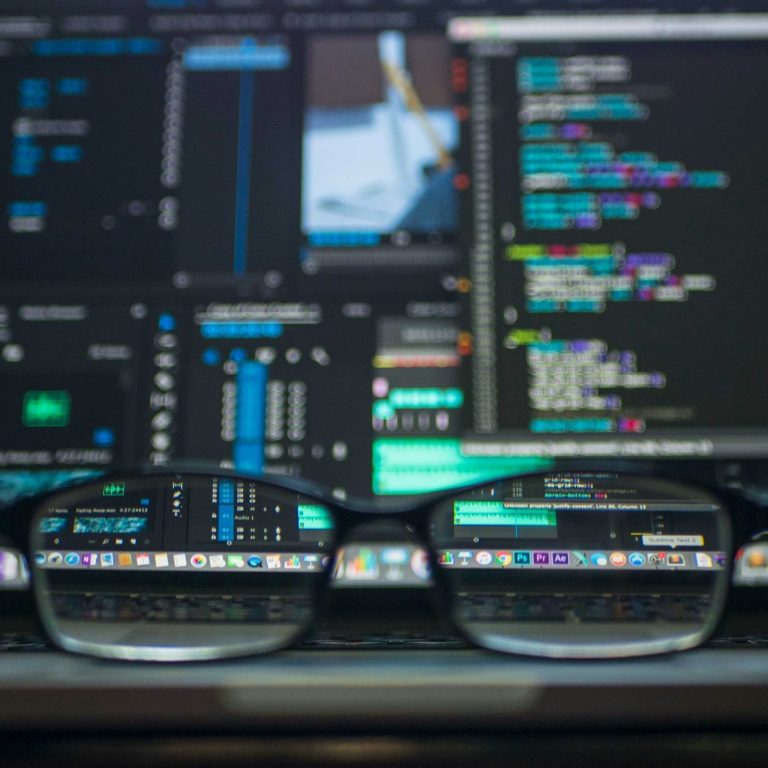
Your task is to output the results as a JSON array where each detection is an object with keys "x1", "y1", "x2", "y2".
[
  {"x1": 628, "y1": 552, "x2": 646, "y2": 566},
  {"x1": 65, "y1": 552, "x2": 80, "y2": 566},
  {"x1": 247, "y1": 556, "x2": 263, "y2": 569},
  {"x1": 158, "y1": 313, "x2": 176, "y2": 332},
  {"x1": 591, "y1": 552, "x2": 608, "y2": 567}
]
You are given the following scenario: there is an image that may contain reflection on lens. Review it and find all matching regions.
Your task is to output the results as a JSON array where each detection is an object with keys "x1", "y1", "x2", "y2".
[
  {"x1": 430, "y1": 472, "x2": 730, "y2": 658},
  {"x1": 31, "y1": 474, "x2": 334, "y2": 661}
]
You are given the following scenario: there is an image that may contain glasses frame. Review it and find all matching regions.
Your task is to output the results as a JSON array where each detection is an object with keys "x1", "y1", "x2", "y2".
[{"x1": 1, "y1": 460, "x2": 742, "y2": 662}]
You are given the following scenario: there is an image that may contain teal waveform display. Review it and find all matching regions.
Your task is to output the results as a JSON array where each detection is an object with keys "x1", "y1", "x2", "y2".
[
  {"x1": 298, "y1": 504, "x2": 334, "y2": 530},
  {"x1": 453, "y1": 500, "x2": 557, "y2": 528}
]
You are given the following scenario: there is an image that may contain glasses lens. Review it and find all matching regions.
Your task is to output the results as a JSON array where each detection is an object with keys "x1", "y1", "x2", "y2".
[
  {"x1": 430, "y1": 471, "x2": 730, "y2": 658},
  {"x1": 31, "y1": 474, "x2": 335, "y2": 661}
]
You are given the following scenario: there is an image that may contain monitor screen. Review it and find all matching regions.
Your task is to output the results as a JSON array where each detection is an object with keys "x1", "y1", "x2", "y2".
[
  {"x1": 451, "y1": 13, "x2": 768, "y2": 462},
  {"x1": 0, "y1": 1, "x2": 766, "y2": 510}
]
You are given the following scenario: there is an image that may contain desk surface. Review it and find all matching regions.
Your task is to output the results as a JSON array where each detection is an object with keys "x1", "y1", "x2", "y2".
[{"x1": 0, "y1": 648, "x2": 766, "y2": 732}]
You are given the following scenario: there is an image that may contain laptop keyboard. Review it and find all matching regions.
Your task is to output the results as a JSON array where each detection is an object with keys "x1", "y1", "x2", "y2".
[
  {"x1": 456, "y1": 592, "x2": 713, "y2": 623},
  {"x1": 0, "y1": 591, "x2": 754, "y2": 651}
]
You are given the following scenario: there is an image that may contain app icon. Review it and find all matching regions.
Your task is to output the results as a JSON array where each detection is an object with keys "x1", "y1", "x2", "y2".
[
  {"x1": 48, "y1": 552, "x2": 63, "y2": 565},
  {"x1": 496, "y1": 552, "x2": 513, "y2": 567},
  {"x1": 458, "y1": 551, "x2": 473, "y2": 566},
  {"x1": 266, "y1": 555, "x2": 281, "y2": 569},
  {"x1": 745, "y1": 547, "x2": 768, "y2": 568},
  {"x1": 609, "y1": 552, "x2": 627, "y2": 567},
  {"x1": 209, "y1": 554, "x2": 226, "y2": 569},
  {"x1": 227, "y1": 554, "x2": 245, "y2": 569},
  {"x1": 591, "y1": 553, "x2": 608, "y2": 567},
  {"x1": 695, "y1": 552, "x2": 714, "y2": 568},
  {"x1": 411, "y1": 549, "x2": 430, "y2": 580},
  {"x1": 190, "y1": 554, "x2": 207, "y2": 568},
  {"x1": 173, "y1": 553, "x2": 187, "y2": 568},
  {"x1": 439, "y1": 551, "x2": 455, "y2": 566},
  {"x1": 247, "y1": 555, "x2": 263, "y2": 569},
  {"x1": 513, "y1": 551, "x2": 531, "y2": 565},
  {"x1": 118, "y1": 552, "x2": 132, "y2": 567},
  {"x1": 101, "y1": 552, "x2": 114, "y2": 567},
  {"x1": 648, "y1": 553, "x2": 665, "y2": 566},
  {"x1": 552, "y1": 552, "x2": 569, "y2": 566},
  {"x1": 381, "y1": 548, "x2": 408, "y2": 565},
  {"x1": 65, "y1": 552, "x2": 80, "y2": 566},
  {"x1": 34, "y1": 552, "x2": 46, "y2": 566},
  {"x1": 284, "y1": 555, "x2": 301, "y2": 570},
  {"x1": 533, "y1": 551, "x2": 550, "y2": 565},
  {"x1": 347, "y1": 549, "x2": 379, "y2": 580},
  {"x1": 475, "y1": 551, "x2": 493, "y2": 566},
  {"x1": 628, "y1": 552, "x2": 646, "y2": 567},
  {"x1": 304, "y1": 555, "x2": 319, "y2": 570},
  {"x1": 572, "y1": 551, "x2": 588, "y2": 567},
  {"x1": 0, "y1": 553, "x2": 19, "y2": 582},
  {"x1": 667, "y1": 553, "x2": 685, "y2": 567},
  {"x1": 155, "y1": 553, "x2": 169, "y2": 568},
  {"x1": 136, "y1": 553, "x2": 150, "y2": 567}
]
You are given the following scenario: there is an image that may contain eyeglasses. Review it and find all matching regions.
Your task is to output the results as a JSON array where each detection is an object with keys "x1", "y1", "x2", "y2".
[{"x1": 7, "y1": 465, "x2": 737, "y2": 662}]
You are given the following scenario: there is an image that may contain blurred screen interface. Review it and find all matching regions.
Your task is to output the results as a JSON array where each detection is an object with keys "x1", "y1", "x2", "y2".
[{"x1": 0, "y1": 1, "x2": 766, "y2": 520}]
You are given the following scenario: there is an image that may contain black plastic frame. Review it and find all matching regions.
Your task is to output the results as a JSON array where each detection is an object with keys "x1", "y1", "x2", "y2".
[{"x1": 1, "y1": 459, "x2": 745, "y2": 662}]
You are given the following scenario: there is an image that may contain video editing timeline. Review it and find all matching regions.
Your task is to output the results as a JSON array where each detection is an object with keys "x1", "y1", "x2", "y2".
[{"x1": 452, "y1": 15, "x2": 768, "y2": 458}]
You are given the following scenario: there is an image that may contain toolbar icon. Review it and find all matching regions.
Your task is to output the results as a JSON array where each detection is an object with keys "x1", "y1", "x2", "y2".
[
  {"x1": 496, "y1": 552, "x2": 513, "y2": 567},
  {"x1": 475, "y1": 551, "x2": 493, "y2": 566}
]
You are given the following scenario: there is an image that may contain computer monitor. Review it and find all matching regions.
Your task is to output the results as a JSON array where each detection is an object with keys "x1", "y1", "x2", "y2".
[
  {"x1": 0, "y1": 0, "x2": 766, "y2": 518},
  {"x1": 451, "y1": 13, "x2": 768, "y2": 463}
]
